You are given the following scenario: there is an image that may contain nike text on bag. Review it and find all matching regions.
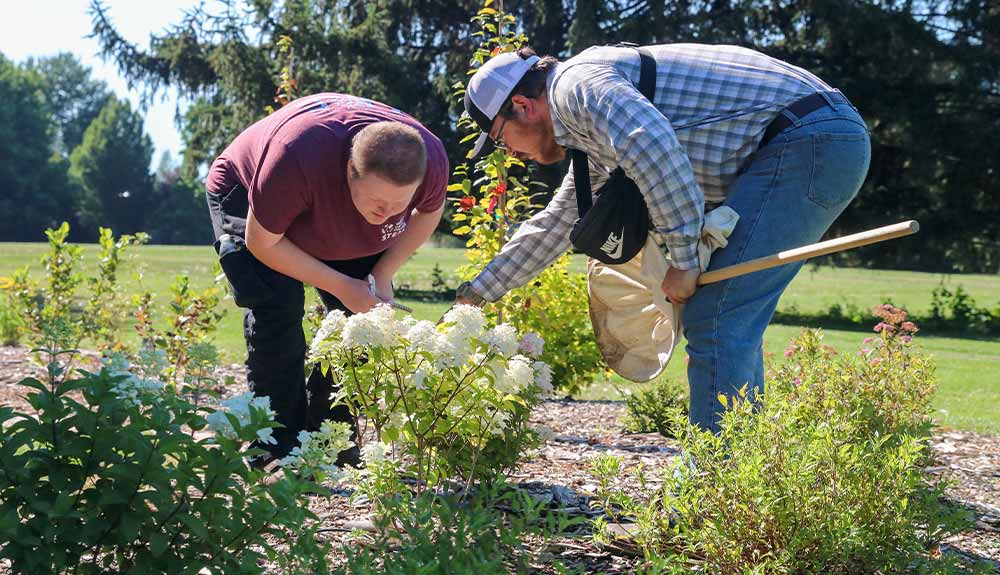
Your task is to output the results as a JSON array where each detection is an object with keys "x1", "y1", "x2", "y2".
[{"x1": 568, "y1": 46, "x2": 656, "y2": 266}]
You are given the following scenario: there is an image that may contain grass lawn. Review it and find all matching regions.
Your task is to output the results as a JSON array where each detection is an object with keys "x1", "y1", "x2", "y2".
[
  {"x1": 2, "y1": 242, "x2": 998, "y2": 433},
  {"x1": 579, "y1": 325, "x2": 1000, "y2": 435}
]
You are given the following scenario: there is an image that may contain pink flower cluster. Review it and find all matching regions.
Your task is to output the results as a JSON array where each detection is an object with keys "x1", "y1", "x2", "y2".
[{"x1": 870, "y1": 304, "x2": 918, "y2": 342}]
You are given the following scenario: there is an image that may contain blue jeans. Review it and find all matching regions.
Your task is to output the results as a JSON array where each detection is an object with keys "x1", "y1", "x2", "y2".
[{"x1": 682, "y1": 98, "x2": 871, "y2": 434}]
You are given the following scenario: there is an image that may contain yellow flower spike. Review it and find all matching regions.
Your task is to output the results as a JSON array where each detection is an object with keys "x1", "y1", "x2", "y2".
[{"x1": 0, "y1": 277, "x2": 13, "y2": 290}]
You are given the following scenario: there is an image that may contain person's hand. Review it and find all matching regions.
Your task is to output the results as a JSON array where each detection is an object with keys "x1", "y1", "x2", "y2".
[
  {"x1": 338, "y1": 276, "x2": 383, "y2": 313},
  {"x1": 661, "y1": 266, "x2": 701, "y2": 305},
  {"x1": 454, "y1": 281, "x2": 485, "y2": 308}
]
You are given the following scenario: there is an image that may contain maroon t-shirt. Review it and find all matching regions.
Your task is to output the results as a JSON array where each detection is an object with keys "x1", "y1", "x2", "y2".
[{"x1": 206, "y1": 93, "x2": 448, "y2": 260}]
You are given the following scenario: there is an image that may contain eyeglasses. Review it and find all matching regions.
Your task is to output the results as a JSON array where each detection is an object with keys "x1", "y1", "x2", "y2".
[
  {"x1": 489, "y1": 114, "x2": 508, "y2": 148},
  {"x1": 489, "y1": 101, "x2": 514, "y2": 148}
]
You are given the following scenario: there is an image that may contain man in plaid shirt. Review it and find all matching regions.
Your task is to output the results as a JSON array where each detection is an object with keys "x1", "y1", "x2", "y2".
[{"x1": 456, "y1": 44, "x2": 871, "y2": 433}]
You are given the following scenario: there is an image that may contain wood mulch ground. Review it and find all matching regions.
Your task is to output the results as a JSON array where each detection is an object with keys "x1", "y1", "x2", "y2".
[{"x1": 1, "y1": 345, "x2": 997, "y2": 573}]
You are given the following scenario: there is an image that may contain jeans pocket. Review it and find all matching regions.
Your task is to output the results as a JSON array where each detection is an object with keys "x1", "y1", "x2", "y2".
[
  {"x1": 807, "y1": 131, "x2": 871, "y2": 210},
  {"x1": 216, "y1": 235, "x2": 274, "y2": 308}
]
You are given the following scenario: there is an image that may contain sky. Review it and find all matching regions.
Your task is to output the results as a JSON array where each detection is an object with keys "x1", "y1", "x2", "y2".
[{"x1": 0, "y1": 0, "x2": 201, "y2": 165}]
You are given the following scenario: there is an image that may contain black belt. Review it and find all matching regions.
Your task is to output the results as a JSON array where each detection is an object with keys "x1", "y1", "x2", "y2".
[{"x1": 760, "y1": 91, "x2": 851, "y2": 148}]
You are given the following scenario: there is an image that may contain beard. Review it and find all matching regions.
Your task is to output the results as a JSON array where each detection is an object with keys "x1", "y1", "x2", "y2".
[{"x1": 534, "y1": 140, "x2": 567, "y2": 165}]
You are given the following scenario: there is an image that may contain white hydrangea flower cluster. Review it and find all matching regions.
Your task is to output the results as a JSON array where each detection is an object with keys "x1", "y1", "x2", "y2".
[
  {"x1": 308, "y1": 309, "x2": 348, "y2": 361},
  {"x1": 360, "y1": 441, "x2": 390, "y2": 466},
  {"x1": 342, "y1": 304, "x2": 400, "y2": 348},
  {"x1": 206, "y1": 392, "x2": 277, "y2": 446},
  {"x1": 101, "y1": 353, "x2": 165, "y2": 407},
  {"x1": 481, "y1": 323, "x2": 519, "y2": 356},
  {"x1": 276, "y1": 420, "x2": 354, "y2": 480},
  {"x1": 410, "y1": 367, "x2": 429, "y2": 390},
  {"x1": 442, "y1": 304, "x2": 488, "y2": 340},
  {"x1": 518, "y1": 332, "x2": 545, "y2": 358},
  {"x1": 486, "y1": 409, "x2": 512, "y2": 435},
  {"x1": 305, "y1": 303, "x2": 555, "y2": 450},
  {"x1": 492, "y1": 354, "x2": 534, "y2": 394},
  {"x1": 112, "y1": 374, "x2": 165, "y2": 407},
  {"x1": 429, "y1": 305, "x2": 486, "y2": 369},
  {"x1": 404, "y1": 319, "x2": 439, "y2": 352},
  {"x1": 309, "y1": 304, "x2": 406, "y2": 358},
  {"x1": 533, "y1": 361, "x2": 554, "y2": 396}
]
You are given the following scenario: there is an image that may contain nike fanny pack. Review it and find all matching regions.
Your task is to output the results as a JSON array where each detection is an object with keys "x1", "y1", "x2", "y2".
[
  {"x1": 569, "y1": 162, "x2": 651, "y2": 264},
  {"x1": 568, "y1": 46, "x2": 656, "y2": 266}
]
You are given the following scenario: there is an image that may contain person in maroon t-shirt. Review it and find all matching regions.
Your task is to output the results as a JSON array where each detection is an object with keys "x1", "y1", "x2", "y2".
[{"x1": 205, "y1": 93, "x2": 448, "y2": 467}]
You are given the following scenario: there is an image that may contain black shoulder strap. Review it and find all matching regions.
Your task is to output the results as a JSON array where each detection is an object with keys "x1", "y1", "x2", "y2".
[
  {"x1": 571, "y1": 149, "x2": 592, "y2": 216},
  {"x1": 571, "y1": 47, "x2": 656, "y2": 218},
  {"x1": 636, "y1": 47, "x2": 656, "y2": 101}
]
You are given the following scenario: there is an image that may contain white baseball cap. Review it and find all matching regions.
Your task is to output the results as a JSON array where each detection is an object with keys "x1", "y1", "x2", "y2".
[{"x1": 463, "y1": 52, "x2": 541, "y2": 157}]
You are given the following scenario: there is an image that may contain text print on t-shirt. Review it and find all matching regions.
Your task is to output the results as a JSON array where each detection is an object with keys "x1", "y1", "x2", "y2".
[{"x1": 381, "y1": 220, "x2": 407, "y2": 242}]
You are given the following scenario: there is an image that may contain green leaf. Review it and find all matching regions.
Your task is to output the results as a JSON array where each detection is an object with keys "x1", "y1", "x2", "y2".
[
  {"x1": 98, "y1": 489, "x2": 129, "y2": 507},
  {"x1": 149, "y1": 531, "x2": 169, "y2": 557},
  {"x1": 179, "y1": 514, "x2": 209, "y2": 540},
  {"x1": 18, "y1": 378, "x2": 48, "y2": 394},
  {"x1": 120, "y1": 512, "x2": 140, "y2": 541}
]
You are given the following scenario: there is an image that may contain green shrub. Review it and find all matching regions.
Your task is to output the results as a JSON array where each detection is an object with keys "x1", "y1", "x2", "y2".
[
  {"x1": 9, "y1": 222, "x2": 146, "y2": 352},
  {"x1": 0, "y1": 338, "x2": 334, "y2": 574},
  {"x1": 0, "y1": 291, "x2": 22, "y2": 346},
  {"x1": 338, "y1": 483, "x2": 578, "y2": 575},
  {"x1": 928, "y1": 283, "x2": 1000, "y2": 335},
  {"x1": 621, "y1": 377, "x2": 688, "y2": 437},
  {"x1": 492, "y1": 256, "x2": 605, "y2": 397},
  {"x1": 776, "y1": 283, "x2": 1000, "y2": 337},
  {"x1": 133, "y1": 274, "x2": 226, "y2": 390},
  {"x1": 84, "y1": 227, "x2": 149, "y2": 351},
  {"x1": 591, "y1": 307, "x2": 984, "y2": 575}
]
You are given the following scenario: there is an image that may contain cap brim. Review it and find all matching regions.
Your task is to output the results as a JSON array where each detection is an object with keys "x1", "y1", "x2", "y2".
[{"x1": 468, "y1": 132, "x2": 492, "y2": 159}]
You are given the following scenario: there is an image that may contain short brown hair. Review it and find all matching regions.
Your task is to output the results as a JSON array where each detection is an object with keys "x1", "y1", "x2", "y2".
[{"x1": 350, "y1": 122, "x2": 427, "y2": 185}]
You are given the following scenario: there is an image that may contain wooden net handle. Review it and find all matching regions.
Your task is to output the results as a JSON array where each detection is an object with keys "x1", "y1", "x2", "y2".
[{"x1": 697, "y1": 220, "x2": 920, "y2": 286}]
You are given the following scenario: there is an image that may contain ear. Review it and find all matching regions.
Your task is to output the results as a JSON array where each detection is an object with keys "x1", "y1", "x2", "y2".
[
  {"x1": 347, "y1": 158, "x2": 360, "y2": 180},
  {"x1": 510, "y1": 94, "x2": 537, "y2": 120}
]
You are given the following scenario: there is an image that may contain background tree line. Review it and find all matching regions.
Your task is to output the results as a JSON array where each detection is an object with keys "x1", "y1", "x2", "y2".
[
  {"x1": 2, "y1": 0, "x2": 996, "y2": 272},
  {"x1": 0, "y1": 52, "x2": 211, "y2": 245}
]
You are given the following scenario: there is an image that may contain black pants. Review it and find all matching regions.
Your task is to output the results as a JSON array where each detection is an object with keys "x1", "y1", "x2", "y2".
[{"x1": 207, "y1": 183, "x2": 379, "y2": 455}]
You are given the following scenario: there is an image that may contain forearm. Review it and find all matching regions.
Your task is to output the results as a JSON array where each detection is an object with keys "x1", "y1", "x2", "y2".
[
  {"x1": 469, "y1": 173, "x2": 579, "y2": 302},
  {"x1": 249, "y1": 235, "x2": 352, "y2": 296},
  {"x1": 244, "y1": 209, "x2": 351, "y2": 297},
  {"x1": 372, "y1": 207, "x2": 443, "y2": 279}
]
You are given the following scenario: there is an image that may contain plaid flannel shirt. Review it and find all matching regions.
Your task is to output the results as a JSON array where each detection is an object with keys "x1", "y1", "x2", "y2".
[{"x1": 471, "y1": 43, "x2": 835, "y2": 302}]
